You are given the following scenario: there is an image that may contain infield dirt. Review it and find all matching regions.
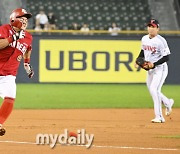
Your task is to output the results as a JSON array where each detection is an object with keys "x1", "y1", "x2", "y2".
[{"x1": 0, "y1": 109, "x2": 180, "y2": 154}]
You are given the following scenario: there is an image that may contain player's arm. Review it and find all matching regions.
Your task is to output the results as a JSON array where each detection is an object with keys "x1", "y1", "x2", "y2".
[
  {"x1": 23, "y1": 48, "x2": 31, "y2": 60},
  {"x1": 0, "y1": 30, "x2": 25, "y2": 49},
  {"x1": 146, "y1": 55, "x2": 169, "y2": 69},
  {"x1": 23, "y1": 49, "x2": 34, "y2": 78},
  {"x1": 0, "y1": 38, "x2": 10, "y2": 49},
  {"x1": 0, "y1": 27, "x2": 10, "y2": 49},
  {"x1": 153, "y1": 55, "x2": 169, "y2": 67},
  {"x1": 137, "y1": 49, "x2": 144, "y2": 58}
]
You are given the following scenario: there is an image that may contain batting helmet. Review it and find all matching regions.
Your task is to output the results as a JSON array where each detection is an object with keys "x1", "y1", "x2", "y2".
[{"x1": 10, "y1": 8, "x2": 32, "y2": 29}]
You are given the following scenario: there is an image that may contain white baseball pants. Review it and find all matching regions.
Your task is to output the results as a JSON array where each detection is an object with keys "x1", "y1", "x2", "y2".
[
  {"x1": 0, "y1": 75, "x2": 16, "y2": 99},
  {"x1": 146, "y1": 63, "x2": 170, "y2": 120}
]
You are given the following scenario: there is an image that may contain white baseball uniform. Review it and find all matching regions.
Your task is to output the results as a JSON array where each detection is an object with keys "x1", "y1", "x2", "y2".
[
  {"x1": 0, "y1": 76, "x2": 16, "y2": 99},
  {"x1": 141, "y1": 34, "x2": 171, "y2": 121},
  {"x1": 0, "y1": 24, "x2": 32, "y2": 100}
]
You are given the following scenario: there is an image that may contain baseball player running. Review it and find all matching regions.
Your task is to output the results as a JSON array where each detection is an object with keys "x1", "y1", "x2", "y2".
[
  {"x1": 0, "y1": 8, "x2": 34, "y2": 136},
  {"x1": 135, "y1": 19, "x2": 174, "y2": 123}
]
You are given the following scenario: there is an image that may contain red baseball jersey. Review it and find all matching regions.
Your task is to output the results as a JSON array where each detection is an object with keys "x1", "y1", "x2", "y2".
[{"x1": 0, "y1": 24, "x2": 32, "y2": 76}]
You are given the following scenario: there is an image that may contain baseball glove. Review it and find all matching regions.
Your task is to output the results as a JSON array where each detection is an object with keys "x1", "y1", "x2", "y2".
[{"x1": 136, "y1": 57, "x2": 150, "y2": 71}]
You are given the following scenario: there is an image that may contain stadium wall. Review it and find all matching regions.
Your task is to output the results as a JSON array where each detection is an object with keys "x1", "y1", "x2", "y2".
[{"x1": 16, "y1": 34, "x2": 180, "y2": 84}]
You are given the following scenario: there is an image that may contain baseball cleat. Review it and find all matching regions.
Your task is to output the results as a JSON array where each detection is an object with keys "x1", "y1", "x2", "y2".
[
  {"x1": 0, "y1": 124, "x2": 6, "y2": 136},
  {"x1": 151, "y1": 118, "x2": 165, "y2": 123},
  {"x1": 165, "y1": 99, "x2": 174, "y2": 116}
]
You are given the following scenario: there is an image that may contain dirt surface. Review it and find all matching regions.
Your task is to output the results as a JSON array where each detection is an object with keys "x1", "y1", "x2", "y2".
[{"x1": 0, "y1": 109, "x2": 180, "y2": 154}]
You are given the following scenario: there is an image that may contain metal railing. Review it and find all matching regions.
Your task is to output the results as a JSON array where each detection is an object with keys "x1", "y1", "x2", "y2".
[{"x1": 27, "y1": 29, "x2": 180, "y2": 35}]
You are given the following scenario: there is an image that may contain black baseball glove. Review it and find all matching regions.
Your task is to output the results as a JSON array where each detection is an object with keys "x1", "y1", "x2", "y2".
[{"x1": 136, "y1": 57, "x2": 150, "y2": 71}]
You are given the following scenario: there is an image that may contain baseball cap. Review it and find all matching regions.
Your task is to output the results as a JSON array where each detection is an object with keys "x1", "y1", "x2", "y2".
[{"x1": 147, "y1": 19, "x2": 159, "y2": 28}]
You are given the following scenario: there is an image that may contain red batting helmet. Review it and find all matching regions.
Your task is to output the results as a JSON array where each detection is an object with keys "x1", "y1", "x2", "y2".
[{"x1": 10, "y1": 8, "x2": 32, "y2": 29}]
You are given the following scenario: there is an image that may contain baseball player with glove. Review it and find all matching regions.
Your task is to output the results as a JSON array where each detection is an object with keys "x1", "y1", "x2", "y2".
[
  {"x1": 0, "y1": 8, "x2": 34, "y2": 136},
  {"x1": 135, "y1": 19, "x2": 174, "y2": 123}
]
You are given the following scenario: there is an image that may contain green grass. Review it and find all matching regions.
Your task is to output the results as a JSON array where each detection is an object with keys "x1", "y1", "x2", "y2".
[
  {"x1": 1, "y1": 84, "x2": 179, "y2": 109},
  {"x1": 158, "y1": 135, "x2": 180, "y2": 139}
]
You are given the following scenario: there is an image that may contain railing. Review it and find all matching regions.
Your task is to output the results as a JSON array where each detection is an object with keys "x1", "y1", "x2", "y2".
[{"x1": 27, "y1": 29, "x2": 180, "y2": 35}]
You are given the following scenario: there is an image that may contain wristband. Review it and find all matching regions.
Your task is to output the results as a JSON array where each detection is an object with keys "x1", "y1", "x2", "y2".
[{"x1": 24, "y1": 58, "x2": 30, "y2": 63}]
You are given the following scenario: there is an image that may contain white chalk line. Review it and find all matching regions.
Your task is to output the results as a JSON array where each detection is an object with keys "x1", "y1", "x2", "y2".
[{"x1": 0, "y1": 140, "x2": 179, "y2": 151}]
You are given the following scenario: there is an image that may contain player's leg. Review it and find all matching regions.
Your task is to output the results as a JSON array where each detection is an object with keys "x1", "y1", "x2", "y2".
[
  {"x1": 0, "y1": 75, "x2": 16, "y2": 136},
  {"x1": 146, "y1": 71, "x2": 163, "y2": 122},
  {"x1": 0, "y1": 97, "x2": 15, "y2": 124},
  {"x1": 160, "y1": 93, "x2": 170, "y2": 107},
  {"x1": 146, "y1": 71, "x2": 153, "y2": 91},
  {"x1": 160, "y1": 92, "x2": 174, "y2": 116},
  {"x1": 158, "y1": 64, "x2": 169, "y2": 107},
  {"x1": 158, "y1": 64, "x2": 174, "y2": 115},
  {"x1": 148, "y1": 69, "x2": 165, "y2": 122}
]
